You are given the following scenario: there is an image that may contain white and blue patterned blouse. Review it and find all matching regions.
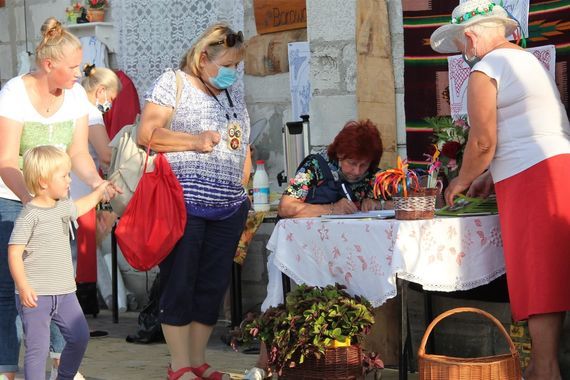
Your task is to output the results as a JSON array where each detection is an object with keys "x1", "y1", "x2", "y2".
[{"x1": 145, "y1": 69, "x2": 250, "y2": 220}]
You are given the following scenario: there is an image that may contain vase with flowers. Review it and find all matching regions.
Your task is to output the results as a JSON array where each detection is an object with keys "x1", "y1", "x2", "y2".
[
  {"x1": 423, "y1": 115, "x2": 470, "y2": 186},
  {"x1": 86, "y1": 0, "x2": 108, "y2": 22},
  {"x1": 65, "y1": 2, "x2": 85, "y2": 24}
]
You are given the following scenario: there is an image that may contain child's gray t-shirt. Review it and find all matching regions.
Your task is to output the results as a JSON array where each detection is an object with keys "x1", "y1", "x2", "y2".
[{"x1": 9, "y1": 199, "x2": 77, "y2": 295}]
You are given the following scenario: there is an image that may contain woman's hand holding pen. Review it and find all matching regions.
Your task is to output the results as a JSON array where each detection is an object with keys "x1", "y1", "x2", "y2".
[{"x1": 331, "y1": 198, "x2": 358, "y2": 214}]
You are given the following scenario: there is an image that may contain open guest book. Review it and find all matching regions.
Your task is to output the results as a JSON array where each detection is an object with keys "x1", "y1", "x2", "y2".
[
  {"x1": 436, "y1": 195, "x2": 498, "y2": 216},
  {"x1": 321, "y1": 209, "x2": 396, "y2": 220}
]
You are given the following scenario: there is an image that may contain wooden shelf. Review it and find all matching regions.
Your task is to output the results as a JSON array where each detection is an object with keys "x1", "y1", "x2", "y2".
[{"x1": 67, "y1": 22, "x2": 116, "y2": 53}]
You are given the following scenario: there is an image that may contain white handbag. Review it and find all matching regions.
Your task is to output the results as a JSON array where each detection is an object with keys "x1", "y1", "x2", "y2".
[{"x1": 107, "y1": 70, "x2": 183, "y2": 216}]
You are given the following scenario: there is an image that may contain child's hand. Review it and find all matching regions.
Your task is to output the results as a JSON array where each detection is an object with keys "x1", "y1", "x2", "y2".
[
  {"x1": 97, "y1": 181, "x2": 122, "y2": 202},
  {"x1": 19, "y1": 286, "x2": 38, "y2": 308}
]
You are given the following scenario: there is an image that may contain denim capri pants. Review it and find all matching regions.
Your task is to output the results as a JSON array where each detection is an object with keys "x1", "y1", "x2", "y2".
[{"x1": 159, "y1": 200, "x2": 249, "y2": 326}]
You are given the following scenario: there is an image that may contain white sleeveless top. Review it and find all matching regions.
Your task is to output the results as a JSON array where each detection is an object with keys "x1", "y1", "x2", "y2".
[{"x1": 472, "y1": 48, "x2": 570, "y2": 182}]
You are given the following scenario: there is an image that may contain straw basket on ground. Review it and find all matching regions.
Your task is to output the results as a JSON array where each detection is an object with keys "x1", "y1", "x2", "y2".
[
  {"x1": 393, "y1": 187, "x2": 438, "y2": 220},
  {"x1": 279, "y1": 344, "x2": 363, "y2": 380},
  {"x1": 418, "y1": 307, "x2": 522, "y2": 380}
]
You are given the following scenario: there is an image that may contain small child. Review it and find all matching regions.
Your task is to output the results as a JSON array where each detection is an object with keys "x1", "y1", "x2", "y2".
[{"x1": 8, "y1": 146, "x2": 114, "y2": 380}]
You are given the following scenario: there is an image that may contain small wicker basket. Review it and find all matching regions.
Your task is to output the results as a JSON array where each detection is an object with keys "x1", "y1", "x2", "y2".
[
  {"x1": 393, "y1": 187, "x2": 438, "y2": 220},
  {"x1": 418, "y1": 307, "x2": 522, "y2": 380},
  {"x1": 280, "y1": 344, "x2": 363, "y2": 380}
]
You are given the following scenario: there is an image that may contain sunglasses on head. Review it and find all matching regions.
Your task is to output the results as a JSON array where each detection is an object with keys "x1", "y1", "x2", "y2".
[{"x1": 210, "y1": 31, "x2": 244, "y2": 48}]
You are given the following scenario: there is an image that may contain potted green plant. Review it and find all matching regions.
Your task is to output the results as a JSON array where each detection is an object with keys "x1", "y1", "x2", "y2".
[
  {"x1": 244, "y1": 283, "x2": 375, "y2": 377},
  {"x1": 85, "y1": 0, "x2": 108, "y2": 22}
]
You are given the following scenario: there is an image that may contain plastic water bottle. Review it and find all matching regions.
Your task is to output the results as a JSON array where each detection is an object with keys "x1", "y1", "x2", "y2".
[{"x1": 253, "y1": 160, "x2": 270, "y2": 212}]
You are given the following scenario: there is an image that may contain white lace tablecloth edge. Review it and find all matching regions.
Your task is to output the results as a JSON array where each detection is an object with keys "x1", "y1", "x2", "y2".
[
  {"x1": 274, "y1": 254, "x2": 399, "y2": 308},
  {"x1": 396, "y1": 267, "x2": 506, "y2": 292}
]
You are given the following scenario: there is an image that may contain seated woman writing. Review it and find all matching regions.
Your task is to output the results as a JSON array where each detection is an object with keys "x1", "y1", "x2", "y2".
[
  {"x1": 278, "y1": 119, "x2": 384, "y2": 218},
  {"x1": 244, "y1": 119, "x2": 384, "y2": 380}
]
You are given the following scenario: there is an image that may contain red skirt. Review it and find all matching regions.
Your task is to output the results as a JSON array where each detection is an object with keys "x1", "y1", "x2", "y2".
[{"x1": 495, "y1": 154, "x2": 570, "y2": 321}]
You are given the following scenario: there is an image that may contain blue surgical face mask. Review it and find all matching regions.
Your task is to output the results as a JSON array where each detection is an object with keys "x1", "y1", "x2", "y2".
[
  {"x1": 96, "y1": 89, "x2": 112, "y2": 113},
  {"x1": 208, "y1": 61, "x2": 238, "y2": 89}
]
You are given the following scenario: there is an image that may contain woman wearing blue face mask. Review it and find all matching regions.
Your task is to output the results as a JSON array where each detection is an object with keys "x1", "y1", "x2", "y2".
[
  {"x1": 431, "y1": 1, "x2": 570, "y2": 379},
  {"x1": 137, "y1": 22, "x2": 250, "y2": 380},
  {"x1": 71, "y1": 63, "x2": 121, "y2": 314}
]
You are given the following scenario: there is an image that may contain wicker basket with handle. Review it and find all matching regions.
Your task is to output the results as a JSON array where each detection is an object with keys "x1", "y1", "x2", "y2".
[
  {"x1": 279, "y1": 344, "x2": 363, "y2": 380},
  {"x1": 393, "y1": 187, "x2": 438, "y2": 220},
  {"x1": 418, "y1": 307, "x2": 522, "y2": 380}
]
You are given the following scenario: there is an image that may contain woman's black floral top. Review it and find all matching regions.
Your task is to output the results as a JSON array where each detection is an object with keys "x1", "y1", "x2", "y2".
[{"x1": 283, "y1": 150, "x2": 377, "y2": 202}]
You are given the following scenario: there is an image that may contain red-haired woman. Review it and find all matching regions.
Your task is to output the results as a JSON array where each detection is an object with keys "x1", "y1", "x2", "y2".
[
  {"x1": 245, "y1": 119, "x2": 385, "y2": 379},
  {"x1": 278, "y1": 119, "x2": 384, "y2": 218}
]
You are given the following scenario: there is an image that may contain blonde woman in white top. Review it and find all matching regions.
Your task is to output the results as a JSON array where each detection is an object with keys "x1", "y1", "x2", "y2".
[{"x1": 0, "y1": 17, "x2": 118, "y2": 380}]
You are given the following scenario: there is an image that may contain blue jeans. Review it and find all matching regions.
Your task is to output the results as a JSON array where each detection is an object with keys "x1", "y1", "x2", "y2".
[
  {"x1": 0, "y1": 198, "x2": 23, "y2": 373},
  {"x1": 0, "y1": 198, "x2": 66, "y2": 372}
]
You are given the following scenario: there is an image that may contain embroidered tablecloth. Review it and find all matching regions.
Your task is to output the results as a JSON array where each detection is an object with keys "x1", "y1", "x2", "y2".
[{"x1": 263, "y1": 215, "x2": 504, "y2": 309}]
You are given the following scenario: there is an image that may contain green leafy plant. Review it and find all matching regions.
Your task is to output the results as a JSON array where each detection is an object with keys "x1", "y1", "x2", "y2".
[{"x1": 244, "y1": 283, "x2": 375, "y2": 374}]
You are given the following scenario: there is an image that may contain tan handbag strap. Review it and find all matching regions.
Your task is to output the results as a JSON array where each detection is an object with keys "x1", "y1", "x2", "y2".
[
  {"x1": 418, "y1": 307, "x2": 518, "y2": 356},
  {"x1": 145, "y1": 69, "x2": 183, "y2": 162},
  {"x1": 165, "y1": 69, "x2": 184, "y2": 130}
]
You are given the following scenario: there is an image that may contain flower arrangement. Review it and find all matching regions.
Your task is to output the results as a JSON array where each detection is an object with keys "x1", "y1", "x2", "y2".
[
  {"x1": 424, "y1": 115, "x2": 470, "y2": 183},
  {"x1": 86, "y1": 0, "x2": 108, "y2": 9},
  {"x1": 244, "y1": 283, "x2": 375, "y2": 374},
  {"x1": 66, "y1": 1, "x2": 84, "y2": 12},
  {"x1": 65, "y1": 2, "x2": 85, "y2": 22},
  {"x1": 373, "y1": 156, "x2": 420, "y2": 200}
]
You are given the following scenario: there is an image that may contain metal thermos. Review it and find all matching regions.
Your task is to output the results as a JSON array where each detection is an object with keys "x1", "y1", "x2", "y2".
[{"x1": 279, "y1": 115, "x2": 310, "y2": 186}]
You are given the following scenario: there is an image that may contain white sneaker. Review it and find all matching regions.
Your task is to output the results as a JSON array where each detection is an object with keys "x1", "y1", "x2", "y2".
[
  {"x1": 243, "y1": 367, "x2": 266, "y2": 380},
  {"x1": 49, "y1": 366, "x2": 86, "y2": 380},
  {"x1": 49, "y1": 366, "x2": 57, "y2": 380}
]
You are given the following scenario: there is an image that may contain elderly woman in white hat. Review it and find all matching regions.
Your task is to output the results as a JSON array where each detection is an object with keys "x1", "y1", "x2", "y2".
[{"x1": 431, "y1": 1, "x2": 570, "y2": 379}]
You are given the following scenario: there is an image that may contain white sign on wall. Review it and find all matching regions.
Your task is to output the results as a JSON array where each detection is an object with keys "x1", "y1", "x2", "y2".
[
  {"x1": 288, "y1": 42, "x2": 311, "y2": 121},
  {"x1": 448, "y1": 45, "x2": 557, "y2": 119}
]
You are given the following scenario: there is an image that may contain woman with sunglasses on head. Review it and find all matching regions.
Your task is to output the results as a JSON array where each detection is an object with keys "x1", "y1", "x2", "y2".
[
  {"x1": 431, "y1": 1, "x2": 570, "y2": 379},
  {"x1": 0, "y1": 17, "x2": 119, "y2": 380},
  {"x1": 137, "y1": 22, "x2": 250, "y2": 380}
]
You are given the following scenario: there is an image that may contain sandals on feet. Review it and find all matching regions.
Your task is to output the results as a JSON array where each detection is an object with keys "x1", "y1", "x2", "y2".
[
  {"x1": 167, "y1": 365, "x2": 202, "y2": 380},
  {"x1": 191, "y1": 363, "x2": 230, "y2": 380}
]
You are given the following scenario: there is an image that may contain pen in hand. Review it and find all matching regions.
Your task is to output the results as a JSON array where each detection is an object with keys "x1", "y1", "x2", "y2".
[{"x1": 341, "y1": 183, "x2": 353, "y2": 203}]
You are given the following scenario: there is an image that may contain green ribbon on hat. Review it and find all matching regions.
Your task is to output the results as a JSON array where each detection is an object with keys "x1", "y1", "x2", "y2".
[{"x1": 451, "y1": 2, "x2": 497, "y2": 25}]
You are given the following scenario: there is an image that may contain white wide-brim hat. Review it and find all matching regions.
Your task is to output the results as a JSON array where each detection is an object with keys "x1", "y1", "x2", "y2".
[{"x1": 430, "y1": 0, "x2": 518, "y2": 53}]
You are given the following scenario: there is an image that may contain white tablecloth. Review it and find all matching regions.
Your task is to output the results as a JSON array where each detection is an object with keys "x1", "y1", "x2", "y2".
[{"x1": 263, "y1": 215, "x2": 505, "y2": 309}]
